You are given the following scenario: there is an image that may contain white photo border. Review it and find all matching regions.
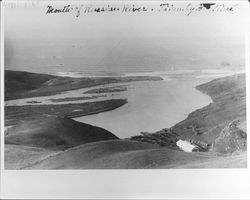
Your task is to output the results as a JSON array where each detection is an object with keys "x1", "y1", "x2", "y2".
[{"x1": 1, "y1": 0, "x2": 250, "y2": 199}]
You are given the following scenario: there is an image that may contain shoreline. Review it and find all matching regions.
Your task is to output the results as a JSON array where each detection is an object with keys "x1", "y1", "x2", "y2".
[
  {"x1": 4, "y1": 72, "x2": 220, "y2": 133},
  {"x1": 130, "y1": 73, "x2": 246, "y2": 153},
  {"x1": 5, "y1": 73, "x2": 213, "y2": 141},
  {"x1": 5, "y1": 70, "x2": 163, "y2": 101},
  {"x1": 4, "y1": 72, "x2": 247, "y2": 169},
  {"x1": 5, "y1": 99, "x2": 128, "y2": 126},
  {"x1": 75, "y1": 77, "x2": 213, "y2": 139}
]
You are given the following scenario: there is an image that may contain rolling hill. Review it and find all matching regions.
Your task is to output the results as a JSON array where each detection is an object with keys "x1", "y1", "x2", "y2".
[
  {"x1": 5, "y1": 116, "x2": 118, "y2": 151},
  {"x1": 22, "y1": 140, "x2": 246, "y2": 169},
  {"x1": 4, "y1": 72, "x2": 247, "y2": 169}
]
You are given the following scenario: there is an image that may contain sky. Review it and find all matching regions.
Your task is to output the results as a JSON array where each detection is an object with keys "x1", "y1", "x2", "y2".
[{"x1": 3, "y1": 1, "x2": 249, "y2": 74}]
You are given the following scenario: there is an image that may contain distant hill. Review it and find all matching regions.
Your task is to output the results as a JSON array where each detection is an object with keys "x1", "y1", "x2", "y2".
[
  {"x1": 5, "y1": 116, "x2": 118, "y2": 151},
  {"x1": 5, "y1": 70, "x2": 55, "y2": 100},
  {"x1": 5, "y1": 70, "x2": 162, "y2": 100}
]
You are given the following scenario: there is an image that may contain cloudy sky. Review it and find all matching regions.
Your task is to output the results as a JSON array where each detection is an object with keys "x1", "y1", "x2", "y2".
[{"x1": 4, "y1": 1, "x2": 249, "y2": 73}]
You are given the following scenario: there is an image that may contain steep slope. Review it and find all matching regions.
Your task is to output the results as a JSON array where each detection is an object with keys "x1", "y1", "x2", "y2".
[
  {"x1": 211, "y1": 121, "x2": 247, "y2": 153},
  {"x1": 5, "y1": 116, "x2": 118, "y2": 150},
  {"x1": 173, "y1": 74, "x2": 246, "y2": 142}
]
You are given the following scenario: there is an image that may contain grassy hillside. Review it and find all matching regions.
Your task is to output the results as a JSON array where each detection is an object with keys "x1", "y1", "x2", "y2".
[
  {"x1": 22, "y1": 140, "x2": 245, "y2": 169},
  {"x1": 5, "y1": 70, "x2": 162, "y2": 100},
  {"x1": 5, "y1": 144, "x2": 57, "y2": 169},
  {"x1": 4, "y1": 73, "x2": 247, "y2": 169},
  {"x1": 5, "y1": 116, "x2": 118, "y2": 151},
  {"x1": 5, "y1": 99, "x2": 128, "y2": 126},
  {"x1": 6, "y1": 139, "x2": 247, "y2": 169},
  {"x1": 131, "y1": 74, "x2": 246, "y2": 154},
  {"x1": 171, "y1": 152, "x2": 247, "y2": 168},
  {"x1": 5, "y1": 70, "x2": 55, "y2": 100},
  {"x1": 173, "y1": 74, "x2": 246, "y2": 144}
]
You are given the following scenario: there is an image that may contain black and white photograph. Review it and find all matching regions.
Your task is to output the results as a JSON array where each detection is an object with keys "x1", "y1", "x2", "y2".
[
  {"x1": 2, "y1": 0, "x2": 249, "y2": 170},
  {"x1": 1, "y1": 1, "x2": 250, "y2": 199}
]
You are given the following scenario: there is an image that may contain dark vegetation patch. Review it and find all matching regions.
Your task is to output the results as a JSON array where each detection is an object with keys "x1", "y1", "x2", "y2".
[
  {"x1": 49, "y1": 95, "x2": 106, "y2": 102},
  {"x1": 84, "y1": 85, "x2": 127, "y2": 94}
]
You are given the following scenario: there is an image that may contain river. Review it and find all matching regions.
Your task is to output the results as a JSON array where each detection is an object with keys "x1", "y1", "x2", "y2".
[
  {"x1": 73, "y1": 76, "x2": 212, "y2": 138},
  {"x1": 6, "y1": 70, "x2": 241, "y2": 138}
]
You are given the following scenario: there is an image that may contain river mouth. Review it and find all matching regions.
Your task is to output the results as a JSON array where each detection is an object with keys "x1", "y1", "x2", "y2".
[{"x1": 5, "y1": 71, "x2": 227, "y2": 138}]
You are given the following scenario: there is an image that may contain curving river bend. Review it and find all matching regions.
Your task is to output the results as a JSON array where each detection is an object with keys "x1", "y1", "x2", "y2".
[
  {"x1": 74, "y1": 77, "x2": 212, "y2": 138},
  {"x1": 5, "y1": 72, "x2": 219, "y2": 138}
]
